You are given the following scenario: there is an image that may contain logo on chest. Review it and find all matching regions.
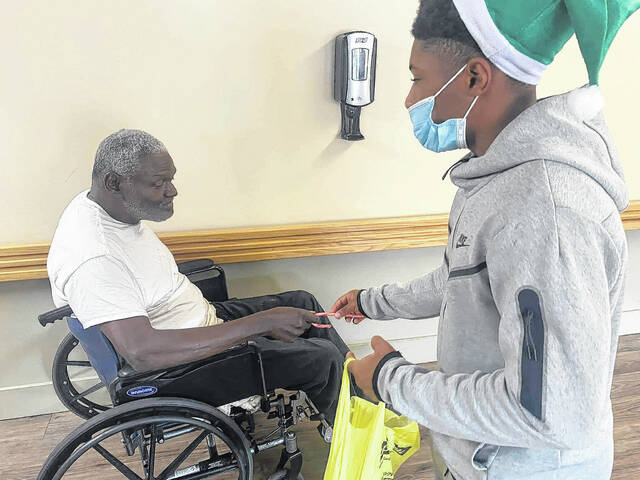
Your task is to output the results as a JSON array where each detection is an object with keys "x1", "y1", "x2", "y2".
[{"x1": 455, "y1": 234, "x2": 471, "y2": 248}]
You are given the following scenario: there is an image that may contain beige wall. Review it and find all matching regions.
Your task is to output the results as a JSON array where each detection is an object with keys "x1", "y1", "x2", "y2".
[{"x1": 0, "y1": 1, "x2": 639, "y2": 244}]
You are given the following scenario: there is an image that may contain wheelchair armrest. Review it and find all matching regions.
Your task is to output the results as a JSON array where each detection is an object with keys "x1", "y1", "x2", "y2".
[
  {"x1": 183, "y1": 262, "x2": 229, "y2": 302},
  {"x1": 116, "y1": 342, "x2": 258, "y2": 381},
  {"x1": 177, "y1": 259, "x2": 215, "y2": 276},
  {"x1": 38, "y1": 305, "x2": 73, "y2": 327}
]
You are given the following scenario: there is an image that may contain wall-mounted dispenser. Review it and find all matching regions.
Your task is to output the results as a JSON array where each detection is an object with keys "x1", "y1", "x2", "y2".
[{"x1": 334, "y1": 31, "x2": 377, "y2": 141}]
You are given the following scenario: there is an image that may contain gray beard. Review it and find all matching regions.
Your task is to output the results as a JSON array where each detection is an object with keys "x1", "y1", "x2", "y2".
[{"x1": 122, "y1": 199, "x2": 171, "y2": 222}]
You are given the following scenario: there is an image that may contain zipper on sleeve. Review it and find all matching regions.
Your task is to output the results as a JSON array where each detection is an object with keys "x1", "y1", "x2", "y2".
[
  {"x1": 524, "y1": 311, "x2": 538, "y2": 361},
  {"x1": 518, "y1": 289, "x2": 545, "y2": 421}
]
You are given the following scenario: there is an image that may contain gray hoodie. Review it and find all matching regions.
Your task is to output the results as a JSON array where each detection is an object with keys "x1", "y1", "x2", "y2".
[{"x1": 360, "y1": 86, "x2": 629, "y2": 480}]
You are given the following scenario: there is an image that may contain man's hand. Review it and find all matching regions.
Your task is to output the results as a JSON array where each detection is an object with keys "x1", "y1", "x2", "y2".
[
  {"x1": 330, "y1": 289, "x2": 365, "y2": 324},
  {"x1": 264, "y1": 307, "x2": 316, "y2": 342},
  {"x1": 346, "y1": 336, "x2": 396, "y2": 401}
]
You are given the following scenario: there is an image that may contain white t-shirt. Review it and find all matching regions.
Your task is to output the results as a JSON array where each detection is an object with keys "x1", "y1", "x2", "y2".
[{"x1": 47, "y1": 190, "x2": 219, "y2": 330}]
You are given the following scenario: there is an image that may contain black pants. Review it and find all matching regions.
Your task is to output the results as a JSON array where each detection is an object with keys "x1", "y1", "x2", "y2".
[{"x1": 211, "y1": 290, "x2": 352, "y2": 424}]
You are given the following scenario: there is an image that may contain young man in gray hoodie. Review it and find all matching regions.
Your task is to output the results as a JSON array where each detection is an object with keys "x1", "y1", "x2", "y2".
[{"x1": 331, "y1": 0, "x2": 638, "y2": 478}]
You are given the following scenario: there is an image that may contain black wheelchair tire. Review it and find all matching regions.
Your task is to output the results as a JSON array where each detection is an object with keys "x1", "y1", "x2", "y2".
[
  {"x1": 37, "y1": 397, "x2": 253, "y2": 480},
  {"x1": 52, "y1": 332, "x2": 112, "y2": 419}
]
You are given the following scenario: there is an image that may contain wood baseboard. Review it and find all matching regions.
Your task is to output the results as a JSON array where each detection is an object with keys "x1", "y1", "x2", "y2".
[{"x1": 1, "y1": 200, "x2": 639, "y2": 283}]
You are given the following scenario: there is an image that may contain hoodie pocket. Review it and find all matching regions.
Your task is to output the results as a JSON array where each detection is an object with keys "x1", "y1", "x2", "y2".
[{"x1": 518, "y1": 288, "x2": 545, "y2": 421}]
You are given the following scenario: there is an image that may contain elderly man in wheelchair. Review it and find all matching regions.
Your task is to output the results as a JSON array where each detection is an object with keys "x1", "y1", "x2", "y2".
[{"x1": 37, "y1": 130, "x2": 359, "y2": 480}]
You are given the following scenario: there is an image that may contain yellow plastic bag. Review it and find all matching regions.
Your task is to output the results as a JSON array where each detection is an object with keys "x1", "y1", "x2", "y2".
[{"x1": 323, "y1": 358, "x2": 420, "y2": 480}]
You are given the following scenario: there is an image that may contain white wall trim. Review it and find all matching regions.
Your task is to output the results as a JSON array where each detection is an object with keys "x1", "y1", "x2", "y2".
[
  {"x1": 619, "y1": 308, "x2": 640, "y2": 335},
  {"x1": 349, "y1": 334, "x2": 439, "y2": 364},
  {"x1": 0, "y1": 375, "x2": 98, "y2": 393}
]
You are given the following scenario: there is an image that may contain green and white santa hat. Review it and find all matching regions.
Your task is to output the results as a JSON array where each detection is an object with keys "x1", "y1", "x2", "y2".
[{"x1": 452, "y1": 0, "x2": 640, "y2": 85}]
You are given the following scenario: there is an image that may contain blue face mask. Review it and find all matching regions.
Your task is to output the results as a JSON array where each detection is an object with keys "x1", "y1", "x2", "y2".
[{"x1": 408, "y1": 64, "x2": 478, "y2": 153}]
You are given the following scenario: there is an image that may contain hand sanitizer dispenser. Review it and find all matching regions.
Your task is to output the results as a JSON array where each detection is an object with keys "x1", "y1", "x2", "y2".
[{"x1": 334, "y1": 31, "x2": 377, "y2": 141}]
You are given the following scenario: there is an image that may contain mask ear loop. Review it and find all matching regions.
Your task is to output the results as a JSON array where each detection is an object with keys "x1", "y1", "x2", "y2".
[
  {"x1": 409, "y1": 63, "x2": 469, "y2": 111},
  {"x1": 463, "y1": 96, "x2": 479, "y2": 118},
  {"x1": 436, "y1": 63, "x2": 479, "y2": 118},
  {"x1": 457, "y1": 96, "x2": 479, "y2": 149},
  {"x1": 433, "y1": 63, "x2": 468, "y2": 98}
]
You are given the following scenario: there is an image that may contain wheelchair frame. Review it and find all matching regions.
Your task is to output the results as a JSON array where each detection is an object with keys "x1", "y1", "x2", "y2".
[
  {"x1": 43, "y1": 259, "x2": 231, "y2": 420},
  {"x1": 37, "y1": 259, "x2": 330, "y2": 480}
]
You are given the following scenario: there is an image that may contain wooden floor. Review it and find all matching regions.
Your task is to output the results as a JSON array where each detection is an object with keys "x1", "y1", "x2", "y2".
[{"x1": 2, "y1": 334, "x2": 639, "y2": 480}]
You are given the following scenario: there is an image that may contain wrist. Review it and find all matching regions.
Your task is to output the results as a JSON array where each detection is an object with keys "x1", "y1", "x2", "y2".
[
  {"x1": 356, "y1": 289, "x2": 367, "y2": 316},
  {"x1": 372, "y1": 350, "x2": 403, "y2": 402},
  {"x1": 246, "y1": 311, "x2": 273, "y2": 337}
]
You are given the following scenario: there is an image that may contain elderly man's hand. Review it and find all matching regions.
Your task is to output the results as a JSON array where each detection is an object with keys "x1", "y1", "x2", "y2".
[{"x1": 346, "y1": 336, "x2": 396, "y2": 401}]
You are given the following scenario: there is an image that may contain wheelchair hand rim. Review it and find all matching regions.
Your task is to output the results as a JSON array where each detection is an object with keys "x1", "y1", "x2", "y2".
[{"x1": 38, "y1": 397, "x2": 253, "y2": 480}]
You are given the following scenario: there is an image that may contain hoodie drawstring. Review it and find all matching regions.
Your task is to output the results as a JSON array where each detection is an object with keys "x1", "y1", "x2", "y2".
[{"x1": 441, "y1": 156, "x2": 471, "y2": 181}]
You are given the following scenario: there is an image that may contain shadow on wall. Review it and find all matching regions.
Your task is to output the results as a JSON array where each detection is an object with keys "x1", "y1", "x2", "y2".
[
  {"x1": 317, "y1": 140, "x2": 355, "y2": 165},
  {"x1": 226, "y1": 274, "x2": 291, "y2": 299}
]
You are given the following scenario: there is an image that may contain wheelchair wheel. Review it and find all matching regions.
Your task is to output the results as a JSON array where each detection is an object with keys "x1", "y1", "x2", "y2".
[
  {"x1": 52, "y1": 333, "x2": 112, "y2": 419},
  {"x1": 38, "y1": 397, "x2": 253, "y2": 480}
]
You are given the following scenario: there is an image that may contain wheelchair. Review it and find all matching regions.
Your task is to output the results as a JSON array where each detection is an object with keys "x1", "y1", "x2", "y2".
[{"x1": 37, "y1": 259, "x2": 331, "y2": 480}]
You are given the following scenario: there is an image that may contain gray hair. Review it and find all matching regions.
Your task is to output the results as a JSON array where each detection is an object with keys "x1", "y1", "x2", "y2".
[{"x1": 92, "y1": 129, "x2": 167, "y2": 180}]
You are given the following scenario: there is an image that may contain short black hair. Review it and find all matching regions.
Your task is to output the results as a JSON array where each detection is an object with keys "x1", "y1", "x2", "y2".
[
  {"x1": 411, "y1": 0, "x2": 485, "y2": 68},
  {"x1": 411, "y1": 0, "x2": 531, "y2": 89}
]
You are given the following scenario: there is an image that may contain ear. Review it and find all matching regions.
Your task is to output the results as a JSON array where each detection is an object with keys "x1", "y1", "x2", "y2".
[
  {"x1": 466, "y1": 57, "x2": 492, "y2": 96},
  {"x1": 104, "y1": 172, "x2": 122, "y2": 194}
]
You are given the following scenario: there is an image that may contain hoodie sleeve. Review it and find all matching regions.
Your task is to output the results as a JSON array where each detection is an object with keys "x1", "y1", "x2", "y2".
[
  {"x1": 358, "y1": 259, "x2": 448, "y2": 320},
  {"x1": 375, "y1": 207, "x2": 623, "y2": 449}
]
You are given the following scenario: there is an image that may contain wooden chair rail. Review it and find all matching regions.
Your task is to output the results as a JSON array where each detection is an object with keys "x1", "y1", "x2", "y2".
[{"x1": 2, "y1": 201, "x2": 639, "y2": 283}]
